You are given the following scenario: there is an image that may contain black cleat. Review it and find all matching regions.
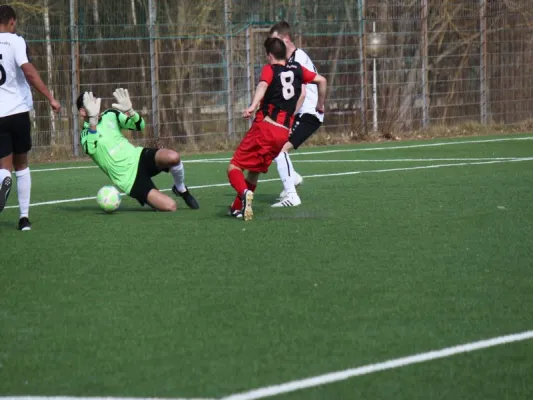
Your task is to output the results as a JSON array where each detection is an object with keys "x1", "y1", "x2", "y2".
[
  {"x1": 172, "y1": 186, "x2": 199, "y2": 209},
  {"x1": 18, "y1": 217, "x2": 32, "y2": 231},
  {"x1": 0, "y1": 176, "x2": 12, "y2": 213},
  {"x1": 227, "y1": 207, "x2": 243, "y2": 219}
]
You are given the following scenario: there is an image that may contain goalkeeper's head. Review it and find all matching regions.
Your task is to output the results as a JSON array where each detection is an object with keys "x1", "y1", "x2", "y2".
[
  {"x1": 76, "y1": 91, "x2": 103, "y2": 127},
  {"x1": 76, "y1": 92, "x2": 98, "y2": 120},
  {"x1": 76, "y1": 93, "x2": 86, "y2": 112}
]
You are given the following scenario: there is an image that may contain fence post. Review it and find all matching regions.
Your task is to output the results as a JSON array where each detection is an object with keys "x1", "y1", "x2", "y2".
[
  {"x1": 358, "y1": 0, "x2": 367, "y2": 135},
  {"x1": 246, "y1": 25, "x2": 253, "y2": 129},
  {"x1": 480, "y1": 0, "x2": 488, "y2": 124},
  {"x1": 148, "y1": 0, "x2": 159, "y2": 137},
  {"x1": 421, "y1": 0, "x2": 429, "y2": 128},
  {"x1": 69, "y1": 0, "x2": 79, "y2": 156},
  {"x1": 224, "y1": 0, "x2": 234, "y2": 137},
  {"x1": 295, "y1": 0, "x2": 302, "y2": 48}
]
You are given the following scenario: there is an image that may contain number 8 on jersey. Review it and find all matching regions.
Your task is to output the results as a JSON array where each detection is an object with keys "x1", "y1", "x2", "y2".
[{"x1": 280, "y1": 71, "x2": 295, "y2": 100}]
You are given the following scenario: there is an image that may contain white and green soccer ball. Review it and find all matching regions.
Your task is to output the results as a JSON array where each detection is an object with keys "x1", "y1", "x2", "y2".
[{"x1": 96, "y1": 185, "x2": 122, "y2": 213}]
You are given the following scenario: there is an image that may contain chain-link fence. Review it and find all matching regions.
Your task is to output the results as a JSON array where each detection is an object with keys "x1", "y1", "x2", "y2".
[{"x1": 6, "y1": 0, "x2": 533, "y2": 157}]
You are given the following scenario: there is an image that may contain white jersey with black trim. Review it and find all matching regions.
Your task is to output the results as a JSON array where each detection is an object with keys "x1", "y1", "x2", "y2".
[
  {"x1": 0, "y1": 32, "x2": 33, "y2": 118},
  {"x1": 288, "y1": 48, "x2": 323, "y2": 122}
]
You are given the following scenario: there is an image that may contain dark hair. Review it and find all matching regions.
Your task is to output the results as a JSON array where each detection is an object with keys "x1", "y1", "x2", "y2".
[
  {"x1": 264, "y1": 37, "x2": 286, "y2": 61},
  {"x1": 269, "y1": 21, "x2": 291, "y2": 39},
  {"x1": 76, "y1": 93, "x2": 85, "y2": 110},
  {"x1": 0, "y1": 5, "x2": 16, "y2": 25}
]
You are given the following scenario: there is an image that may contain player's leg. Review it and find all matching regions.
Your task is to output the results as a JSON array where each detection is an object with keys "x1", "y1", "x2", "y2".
[
  {"x1": 0, "y1": 116, "x2": 15, "y2": 215},
  {"x1": 227, "y1": 124, "x2": 268, "y2": 220},
  {"x1": 13, "y1": 153, "x2": 31, "y2": 230},
  {"x1": 0, "y1": 153, "x2": 13, "y2": 214},
  {"x1": 11, "y1": 113, "x2": 33, "y2": 230},
  {"x1": 229, "y1": 170, "x2": 259, "y2": 218},
  {"x1": 227, "y1": 163, "x2": 254, "y2": 220},
  {"x1": 129, "y1": 165, "x2": 177, "y2": 212},
  {"x1": 146, "y1": 189, "x2": 177, "y2": 212},
  {"x1": 273, "y1": 114, "x2": 321, "y2": 205},
  {"x1": 274, "y1": 142, "x2": 298, "y2": 200},
  {"x1": 149, "y1": 147, "x2": 199, "y2": 209}
]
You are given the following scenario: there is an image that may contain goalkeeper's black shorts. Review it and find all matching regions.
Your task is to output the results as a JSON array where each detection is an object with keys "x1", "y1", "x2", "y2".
[{"x1": 130, "y1": 147, "x2": 165, "y2": 206}]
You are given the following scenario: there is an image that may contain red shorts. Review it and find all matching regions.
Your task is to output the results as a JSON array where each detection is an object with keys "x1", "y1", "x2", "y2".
[{"x1": 231, "y1": 121, "x2": 289, "y2": 173}]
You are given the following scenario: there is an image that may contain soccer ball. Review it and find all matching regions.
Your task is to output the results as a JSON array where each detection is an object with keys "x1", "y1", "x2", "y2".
[{"x1": 96, "y1": 185, "x2": 122, "y2": 213}]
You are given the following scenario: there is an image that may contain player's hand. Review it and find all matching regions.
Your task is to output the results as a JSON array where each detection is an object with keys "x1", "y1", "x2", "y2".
[
  {"x1": 243, "y1": 105, "x2": 255, "y2": 119},
  {"x1": 316, "y1": 107, "x2": 325, "y2": 123},
  {"x1": 112, "y1": 88, "x2": 134, "y2": 116},
  {"x1": 83, "y1": 92, "x2": 101, "y2": 125},
  {"x1": 49, "y1": 98, "x2": 61, "y2": 113}
]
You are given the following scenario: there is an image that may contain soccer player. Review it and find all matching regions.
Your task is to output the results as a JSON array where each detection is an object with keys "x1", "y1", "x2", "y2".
[
  {"x1": 0, "y1": 5, "x2": 61, "y2": 230},
  {"x1": 269, "y1": 21, "x2": 324, "y2": 207},
  {"x1": 77, "y1": 88, "x2": 199, "y2": 212},
  {"x1": 227, "y1": 37, "x2": 327, "y2": 221}
]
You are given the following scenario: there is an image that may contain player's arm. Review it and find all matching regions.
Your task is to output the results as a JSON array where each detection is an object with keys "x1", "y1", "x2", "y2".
[
  {"x1": 117, "y1": 111, "x2": 145, "y2": 131},
  {"x1": 18, "y1": 39, "x2": 61, "y2": 112},
  {"x1": 243, "y1": 81, "x2": 268, "y2": 119},
  {"x1": 80, "y1": 92, "x2": 101, "y2": 155},
  {"x1": 243, "y1": 65, "x2": 273, "y2": 118},
  {"x1": 302, "y1": 66, "x2": 327, "y2": 113},
  {"x1": 295, "y1": 84, "x2": 307, "y2": 113}
]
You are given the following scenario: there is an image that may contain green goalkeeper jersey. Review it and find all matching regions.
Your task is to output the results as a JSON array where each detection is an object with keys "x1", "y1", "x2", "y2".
[{"x1": 80, "y1": 109, "x2": 146, "y2": 194}]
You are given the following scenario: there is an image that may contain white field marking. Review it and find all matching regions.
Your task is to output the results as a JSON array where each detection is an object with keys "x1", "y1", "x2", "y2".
[
  {"x1": 29, "y1": 135, "x2": 533, "y2": 173},
  {"x1": 30, "y1": 156, "x2": 525, "y2": 171},
  {"x1": 288, "y1": 157, "x2": 523, "y2": 163},
  {"x1": 177, "y1": 157, "x2": 526, "y2": 164},
  {"x1": 288, "y1": 135, "x2": 533, "y2": 157},
  {"x1": 32, "y1": 165, "x2": 98, "y2": 173},
  {"x1": 0, "y1": 398, "x2": 214, "y2": 400},
  {"x1": 220, "y1": 330, "x2": 533, "y2": 400},
  {"x1": 5, "y1": 157, "x2": 533, "y2": 210}
]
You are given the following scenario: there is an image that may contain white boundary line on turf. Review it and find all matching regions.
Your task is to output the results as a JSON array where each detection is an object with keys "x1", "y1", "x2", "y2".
[
  {"x1": 32, "y1": 166, "x2": 98, "y2": 173},
  {"x1": 4, "y1": 330, "x2": 532, "y2": 400},
  {"x1": 0, "y1": 398, "x2": 214, "y2": 400},
  {"x1": 220, "y1": 330, "x2": 533, "y2": 400},
  {"x1": 288, "y1": 135, "x2": 533, "y2": 156},
  {"x1": 271, "y1": 157, "x2": 524, "y2": 163},
  {"x1": 5, "y1": 157, "x2": 533, "y2": 210},
  {"x1": 31, "y1": 157, "x2": 521, "y2": 170},
  {"x1": 29, "y1": 136, "x2": 533, "y2": 173}
]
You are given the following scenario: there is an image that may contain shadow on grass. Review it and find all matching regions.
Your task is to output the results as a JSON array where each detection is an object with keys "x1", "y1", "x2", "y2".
[{"x1": 58, "y1": 205, "x2": 155, "y2": 213}]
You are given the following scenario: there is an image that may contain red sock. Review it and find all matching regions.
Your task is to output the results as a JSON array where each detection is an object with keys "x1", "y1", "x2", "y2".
[
  {"x1": 231, "y1": 195, "x2": 242, "y2": 211},
  {"x1": 246, "y1": 180, "x2": 257, "y2": 191},
  {"x1": 231, "y1": 180, "x2": 257, "y2": 210},
  {"x1": 228, "y1": 169, "x2": 247, "y2": 198}
]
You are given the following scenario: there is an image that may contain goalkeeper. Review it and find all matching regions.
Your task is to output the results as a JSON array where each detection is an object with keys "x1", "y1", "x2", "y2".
[{"x1": 77, "y1": 88, "x2": 199, "y2": 211}]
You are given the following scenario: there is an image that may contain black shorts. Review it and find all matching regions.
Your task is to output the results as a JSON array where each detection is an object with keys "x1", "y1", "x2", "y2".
[
  {"x1": 129, "y1": 148, "x2": 165, "y2": 206},
  {"x1": 289, "y1": 113, "x2": 322, "y2": 150},
  {"x1": 0, "y1": 112, "x2": 32, "y2": 158}
]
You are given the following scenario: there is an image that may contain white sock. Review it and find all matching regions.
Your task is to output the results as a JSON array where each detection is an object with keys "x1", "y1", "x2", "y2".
[
  {"x1": 16, "y1": 168, "x2": 31, "y2": 218},
  {"x1": 275, "y1": 151, "x2": 296, "y2": 195},
  {"x1": 293, "y1": 170, "x2": 301, "y2": 185},
  {"x1": 170, "y1": 162, "x2": 186, "y2": 193},
  {"x1": 0, "y1": 168, "x2": 10, "y2": 183}
]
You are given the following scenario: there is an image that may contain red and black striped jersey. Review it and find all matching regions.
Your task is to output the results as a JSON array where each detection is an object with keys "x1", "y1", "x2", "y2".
[{"x1": 254, "y1": 62, "x2": 317, "y2": 128}]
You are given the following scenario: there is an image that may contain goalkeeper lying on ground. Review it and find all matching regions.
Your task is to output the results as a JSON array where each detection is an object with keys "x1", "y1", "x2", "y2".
[{"x1": 77, "y1": 88, "x2": 199, "y2": 211}]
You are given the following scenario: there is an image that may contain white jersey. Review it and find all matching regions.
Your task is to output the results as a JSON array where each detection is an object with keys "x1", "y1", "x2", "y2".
[
  {"x1": 0, "y1": 32, "x2": 33, "y2": 118},
  {"x1": 289, "y1": 48, "x2": 323, "y2": 122}
]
